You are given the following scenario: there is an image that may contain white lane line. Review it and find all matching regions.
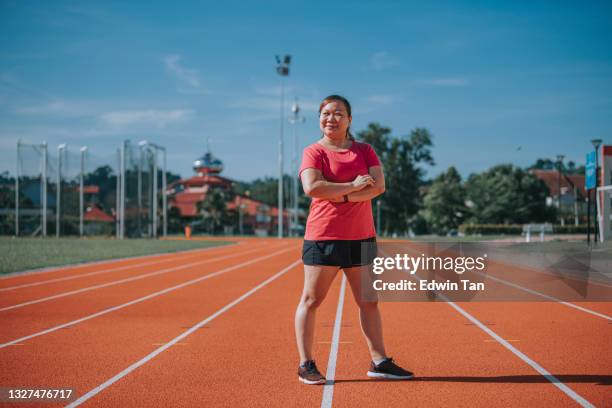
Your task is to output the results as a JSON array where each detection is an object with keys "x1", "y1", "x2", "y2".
[
  {"x1": 475, "y1": 271, "x2": 612, "y2": 321},
  {"x1": 446, "y1": 301, "x2": 594, "y2": 408},
  {"x1": 65, "y1": 259, "x2": 302, "y2": 408},
  {"x1": 0, "y1": 246, "x2": 297, "y2": 348},
  {"x1": 0, "y1": 243, "x2": 283, "y2": 312},
  {"x1": 0, "y1": 242, "x2": 241, "y2": 280},
  {"x1": 379, "y1": 248, "x2": 595, "y2": 408},
  {"x1": 321, "y1": 275, "x2": 347, "y2": 408},
  {"x1": 0, "y1": 244, "x2": 243, "y2": 292},
  {"x1": 395, "y1": 243, "x2": 612, "y2": 321}
]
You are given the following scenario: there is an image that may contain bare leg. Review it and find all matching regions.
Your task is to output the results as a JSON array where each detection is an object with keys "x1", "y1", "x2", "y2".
[
  {"x1": 343, "y1": 265, "x2": 387, "y2": 361},
  {"x1": 295, "y1": 265, "x2": 339, "y2": 364}
]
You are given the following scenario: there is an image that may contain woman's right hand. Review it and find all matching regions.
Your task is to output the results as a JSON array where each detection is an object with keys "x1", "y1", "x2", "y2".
[{"x1": 351, "y1": 174, "x2": 375, "y2": 191}]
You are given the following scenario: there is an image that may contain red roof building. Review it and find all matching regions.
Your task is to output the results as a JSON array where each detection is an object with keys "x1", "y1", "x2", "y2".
[
  {"x1": 167, "y1": 150, "x2": 290, "y2": 235},
  {"x1": 84, "y1": 206, "x2": 115, "y2": 222},
  {"x1": 530, "y1": 169, "x2": 586, "y2": 198}
]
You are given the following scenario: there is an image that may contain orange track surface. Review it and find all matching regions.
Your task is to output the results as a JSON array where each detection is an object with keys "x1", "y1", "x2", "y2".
[{"x1": 0, "y1": 237, "x2": 609, "y2": 407}]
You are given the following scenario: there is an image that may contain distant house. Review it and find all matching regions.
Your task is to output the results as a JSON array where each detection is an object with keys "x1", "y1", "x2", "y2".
[
  {"x1": 530, "y1": 169, "x2": 586, "y2": 224},
  {"x1": 167, "y1": 150, "x2": 290, "y2": 236},
  {"x1": 530, "y1": 169, "x2": 586, "y2": 202}
]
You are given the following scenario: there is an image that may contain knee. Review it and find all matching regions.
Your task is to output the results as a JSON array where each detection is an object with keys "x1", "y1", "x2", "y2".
[{"x1": 301, "y1": 294, "x2": 323, "y2": 310}]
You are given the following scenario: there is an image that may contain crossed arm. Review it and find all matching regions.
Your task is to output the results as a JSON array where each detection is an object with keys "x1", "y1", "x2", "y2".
[{"x1": 300, "y1": 165, "x2": 385, "y2": 203}]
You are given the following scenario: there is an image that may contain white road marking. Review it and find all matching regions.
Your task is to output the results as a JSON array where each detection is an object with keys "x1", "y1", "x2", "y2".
[
  {"x1": 321, "y1": 275, "x2": 347, "y2": 408},
  {"x1": 0, "y1": 242, "x2": 240, "y2": 280},
  {"x1": 0, "y1": 246, "x2": 297, "y2": 348},
  {"x1": 0, "y1": 243, "x2": 284, "y2": 312},
  {"x1": 475, "y1": 271, "x2": 612, "y2": 321},
  {"x1": 379, "y1": 248, "x2": 595, "y2": 408},
  {"x1": 64, "y1": 259, "x2": 302, "y2": 407},
  {"x1": 0, "y1": 243, "x2": 243, "y2": 292}
]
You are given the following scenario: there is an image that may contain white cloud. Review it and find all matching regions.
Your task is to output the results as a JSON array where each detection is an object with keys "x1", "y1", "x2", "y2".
[
  {"x1": 14, "y1": 100, "x2": 87, "y2": 116},
  {"x1": 163, "y1": 54, "x2": 203, "y2": 90},
  {"x1": 368, "y1": 52, "x2": 399, "y2": 71},
  {"x1": 99, "y1": 109, "x2": 194, "y2": 127},
  {"x1": 416, "y1": 78, "x2": 469, "y2": 87}
]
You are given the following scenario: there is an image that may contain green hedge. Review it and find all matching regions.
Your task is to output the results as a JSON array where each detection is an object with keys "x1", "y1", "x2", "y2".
[
  {"x1": 458, "y1": 224, "x2": 588, "y2": 235},
  {"x1": 459, "y1": 224, "x2": 523, "y2": 235},
  {"x1": 551, "y1": 225, "x2": 588, "y2": 234}
]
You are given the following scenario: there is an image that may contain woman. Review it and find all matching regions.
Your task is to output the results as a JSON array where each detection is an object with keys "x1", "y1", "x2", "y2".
[{"x1": 295, "y1": 94, "x2": 413, "y2": 384}]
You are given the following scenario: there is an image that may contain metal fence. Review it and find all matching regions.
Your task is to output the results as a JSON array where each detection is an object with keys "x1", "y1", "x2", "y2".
[{"x1": 5, "y1": 139, "x2": 167, "y2": 239}]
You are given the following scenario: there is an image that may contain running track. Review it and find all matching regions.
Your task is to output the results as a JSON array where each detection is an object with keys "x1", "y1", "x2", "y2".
[{"x1": 0, "y1": 237, "x2": 610, "y2": 407}]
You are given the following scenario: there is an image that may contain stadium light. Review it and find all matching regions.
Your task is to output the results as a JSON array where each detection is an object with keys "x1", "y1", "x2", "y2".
[{"x1": 275, "y1": 54, "x2": 291, "y2": 238}]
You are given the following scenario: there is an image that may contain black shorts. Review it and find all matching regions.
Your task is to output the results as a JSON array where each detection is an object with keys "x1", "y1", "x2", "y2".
[{"x1": 302, "y1": 237, "x2": 377, "y2": 269}]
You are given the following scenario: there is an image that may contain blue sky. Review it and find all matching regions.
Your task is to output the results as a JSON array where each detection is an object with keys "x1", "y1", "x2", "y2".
[{"x1": 1, "y1": 0, "x2": 611, "y2": 182}]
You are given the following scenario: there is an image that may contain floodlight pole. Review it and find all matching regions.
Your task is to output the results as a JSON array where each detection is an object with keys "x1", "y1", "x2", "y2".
[
  {"x1": 56, "y1": 144, "x2": 66, "y2": 238},
  {"x1": 556, "y1": 154, "x2": 564, "y2": 226},
  {"x1": 15, "y1": 139, "x2": 20, "y2": 237},
  {"x1": 80, "y1": 146, "x2": 87, "y2": 237},
  {"x1": 276, "y1": 55, "x2": 291, "y2": 238},
  {"x1": 42, "y1": 141, "x2": 47, "y2": 237}
]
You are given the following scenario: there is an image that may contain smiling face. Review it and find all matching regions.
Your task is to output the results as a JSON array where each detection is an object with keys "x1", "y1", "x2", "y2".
[{"x1": 319, "y1": 101, "x2": 352, "y2": 140}]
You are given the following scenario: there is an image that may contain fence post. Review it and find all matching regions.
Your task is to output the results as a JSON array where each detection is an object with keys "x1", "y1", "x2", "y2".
[
  {"x1": 15, "y1": 139, "x2": 20, "y2": 236},
  {"x1": 120, "y1": 141, "x2": 126, "y2": 239},
  {"x1": 80, "y1": 147, "x2": 87, "y2": 237},
  {"x1": 116, "y1": 148, "x2": 120, "y2": 239},
  {"x1": 56, "y1": 144, "x2": 65, "y2": 238},
  {"x1": 42, "y1": 141, "x2": 47, "y2": 237}
]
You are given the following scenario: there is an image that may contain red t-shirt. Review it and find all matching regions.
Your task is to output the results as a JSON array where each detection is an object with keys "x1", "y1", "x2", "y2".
[{"x1": 299, "y1": 141, "x2": 381, "y2": 240}]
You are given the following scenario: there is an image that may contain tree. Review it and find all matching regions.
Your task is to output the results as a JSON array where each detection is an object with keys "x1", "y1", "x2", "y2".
[
  {"x1": 528, "y1": 158, "x2": 585, "y2": 175},
  {"x1": 357, "y1": 124, "x2": 434, "y2": 235},
  {"x1": 465, "y1": 164, "x2": 555, "y2": 224},
  {"x1": 423, "y1": 166, "x2": 466, "y2": 235},
  {"x1": 197, "y1": 189, "x2": 229, "y2": 234}
]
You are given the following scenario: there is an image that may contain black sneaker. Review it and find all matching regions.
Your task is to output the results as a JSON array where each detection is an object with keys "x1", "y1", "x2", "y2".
[
  {"x1": 298, "y1": 360, "x2": 326, "y2": 385},
  {"x1": 367, "y1": 357, "x2": 414, "y2": 380}
]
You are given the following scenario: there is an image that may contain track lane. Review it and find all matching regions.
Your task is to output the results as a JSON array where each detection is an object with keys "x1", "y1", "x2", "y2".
[
  {"x1": 0, "y1": 240, "x2": 243, "y2": 288},
  {"x1": 331, "y1": 300, "x2": 588, "y2": 407},
  {"x1": 73, "y1": 253, "x2": 340, "y2": 407},
  {"x1": 387, "y1": 242, "x2": 610, "y2": 405},
  {"x1": 0, "y1": 243, "x2": 293, "y2": 345},
  {"x1": 456, "y1": 302, "x2": 611, "y2": 406},
  {"x1": 0, "y1": 247, "x2": 305, "y2": 407},
  {"x1": 0, "y1": 241, "x2": 273, "y2": 310}
]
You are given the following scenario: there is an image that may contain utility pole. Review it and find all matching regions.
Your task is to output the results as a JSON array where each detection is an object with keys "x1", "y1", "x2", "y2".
[
  {"x1": 275, "y1": 55, "x2": 291, "y2": 238},
  {"x1": 289, "y1": 98, "x2": 305, "y2": 236}
]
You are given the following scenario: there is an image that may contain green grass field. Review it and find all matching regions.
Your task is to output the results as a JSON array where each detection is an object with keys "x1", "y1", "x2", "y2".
[{"x1": 0, "y1": 237, "x2": 233, "y2": 275}]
